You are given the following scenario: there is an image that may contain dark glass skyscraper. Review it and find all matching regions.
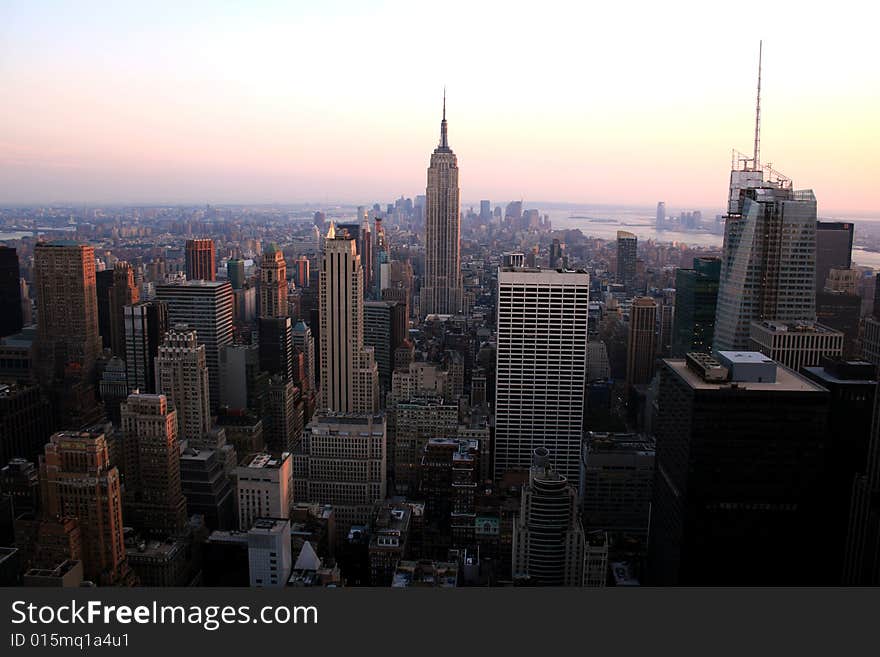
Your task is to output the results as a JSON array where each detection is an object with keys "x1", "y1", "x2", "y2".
[
  {"x1": 815, "y1": 221, "x2": 853, "y2": 292},
  {"x1": 802, "y1": 358, "x2": 876, "y2": 583},
  {"x1": 616, "y1": 231, "x2": 637, "y2": 292},
  {"x1": 649, "y1": 352, "x2": 830, "y2": 585},
  {"x1": 0, "y1": 246, "x2": 23, "y2": 338},
  {"x1": 671, "y1": 256, "x2": 721, "y2": 357}
]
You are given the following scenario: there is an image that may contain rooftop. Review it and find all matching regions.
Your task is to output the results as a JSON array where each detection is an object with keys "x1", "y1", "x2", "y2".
[
  {"x1": 715, "y1": 350, "x2": 774, "y2": 365},
  {"x1": 241, "y1": 452, "x2": 289, "y2": 470},
  {"x1": 392, "y1": 560, "x2": 458, "y2": 588},
  {"x1": 751, "y1": 320, "x2": 840, "y2": 335},
  {"x1": 665, "y1": 357, "x2": 826, "y2": 393},
  {"x1": 249, "y1": 518, "x2": 289, "y2": 534}
]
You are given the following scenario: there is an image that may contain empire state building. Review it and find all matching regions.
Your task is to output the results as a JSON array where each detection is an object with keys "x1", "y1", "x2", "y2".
[{"x1": 420, "y1": 94, "x2": 464, "y2": 317}]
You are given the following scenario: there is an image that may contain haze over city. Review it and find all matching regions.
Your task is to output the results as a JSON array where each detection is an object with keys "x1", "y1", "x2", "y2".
[{"x1": 1, "y1": 0, "x2": 877, "y2": 215}]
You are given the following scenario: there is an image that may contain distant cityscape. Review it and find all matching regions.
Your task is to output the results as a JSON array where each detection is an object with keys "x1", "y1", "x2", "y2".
[{"x1": 4, "y1": 45, "x2": 880, "y2": 590}]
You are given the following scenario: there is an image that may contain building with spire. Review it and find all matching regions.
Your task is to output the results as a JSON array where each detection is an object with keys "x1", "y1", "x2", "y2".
[
  {"x1": 714, "y1": 42, "x2": 818, "y2": 351},
  {"x1": 318, "y1": 223, "x2": 379, "y2": 414},
  {"x1": 420, "y1": 91, "x2": 464, "y2": 317}
]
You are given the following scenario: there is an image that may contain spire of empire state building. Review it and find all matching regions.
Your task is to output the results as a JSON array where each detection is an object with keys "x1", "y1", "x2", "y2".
[{"x1": 439, "y1": 86, "x2": 449, "y2": 151}]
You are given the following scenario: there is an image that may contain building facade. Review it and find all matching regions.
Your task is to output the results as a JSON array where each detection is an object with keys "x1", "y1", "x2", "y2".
[
  {"x1": 155, "y1": 325, "x2": 211, "y2": 443},
  {"x1": 714, "y1": 176, "x2": 818, "y2": 351},
  {"x1": 119, "y1": 393, "x2": 188, "y2": 536},
  {"x1": 494, "y1": 267, "x2": 590, "y2": 484},
  {"x1": 156, "y1": 280, "x2": 233, "y2": 410},
  {"x1": 318, "y1": 225, "x2": 379, "y2": 414},
  {"x1": 512, "y1": 448, "x2": 589, "y2": 587},
  {"x1": 185, "y1": 238, "x2": 215, "y2": 281}
]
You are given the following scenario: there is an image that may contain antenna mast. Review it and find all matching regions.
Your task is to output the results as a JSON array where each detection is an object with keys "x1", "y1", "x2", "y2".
[{"x1": 753, "y1": 40, "x2": 762, "y2": 169}]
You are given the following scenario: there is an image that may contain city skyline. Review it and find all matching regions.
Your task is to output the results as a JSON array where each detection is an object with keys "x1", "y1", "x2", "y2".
[
  {"x1": 1, "y1": 2, "x2": 878, "y2": 215},
  {"x1": 4, "y1": 0, "x2": 880, "y2": 598}
]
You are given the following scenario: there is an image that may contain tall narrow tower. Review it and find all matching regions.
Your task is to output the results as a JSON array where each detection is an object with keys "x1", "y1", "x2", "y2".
[
  {"x1": 109, "y1": 261, "x2": 139, "y2": 358},
  {"x1": 626, "y1": 297, "x2": 658, "y2": 385},
  {"x1": 420, "y1": 91, "x2": 463, "y2": 316},
  {"x1": 318, "y1": 224, "x2": 379, "y2": 413}
]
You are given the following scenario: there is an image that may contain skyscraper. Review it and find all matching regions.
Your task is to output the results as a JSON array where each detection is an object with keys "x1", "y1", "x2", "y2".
[
  {"x1": 258, "y1": 316, "x2": 293, "y2": 382},
  {"x1": 494, "y1": 267, "x2": 590, "y2": 484},
  {"x1": 0, "y1": 246, "x2": 23, "y2": 338},
  {"x1": 0, "y1": 383, "x2": 52, "y2": 466},
  {"x1": 420, "y1": 93, "x2": 464, "y2": 316},
  {"x1": 336, "y1": 222, "x2": 372, "y2": 299},
  {"x1": 649, "y1": 352, "x2": 830, "y2": 585},
  {"x1": 96, "y1": 269, "x2": 115, "y2": 350},
  {"x1": 34, "y1": 241, "x2": 102, "y2": 426},
  {"x1": 259, "y1": 244, "x2": 288, "y2": 318},
  {"x1": 119, "y1": 393, "x2": 188, "y2": 536},
  {"x1": 155, "y1": 325, "x2": 211, "y2": 443},
  {"x1": 123, "y1": 300, "x2": 168, "y2": 394},
  {"x1": 363, "y1": 300, "x2": 407, "y2": 396},
  {"x1": 318, "y1": 224, "x2": 379, "y2": 414},
  {"x1": 292, "y1": 320, "x2": 315, "y2": 394},
  {"x1": 626, "y1": 297, "x2": 658, "y2": 386},
  {"x1": 107, "y1": 261, "x2": 139, "y2": 358},
  {"x1": 616, "y1": 231, "x2": 637, "y2": 292},
  {"x1": 512, "y1": 448, "x2": 590, "y2": 587},
  {"x1": 815, "y1": 221, "x2": 854, "y2": 293},
  {"x1": 155, "y1": 280, "x2": 233, "y2": 410},
  {"x1": 294, "y1": 414, "x2": 387, "y2": 539},
  {"x1": 580, "y1": 433, "x2": 655, "y2": 542},
  {"x1": 264, "y1": 375, "x2": 302, "y2": 455},
  {"x1": 844, "y1": 376, "x2": 880, "y2": 584},
  {"x1": 293, "y1": 255, "x2": 310, "y2": 289},
  {"x1": 218, "y1": 342, "x2": 260, "y2": 411},
  {"x1": 671, "y1": 256, "x2": 721, "y2": 357},
  {"x1": 479, "y1": 200, "x2": 491, "y2": 222},
  {"x1": 40, "y1": 428, "x2": 134, "y2": 585},
  {"x1": 714, "y1": 44, "x2": 818, "y2": 351},
  {"x1": 801, "y1": 358, "x2": 877, "y2": 583},
  {"x1": 185, "y1": 238, "x2": 216, "y2": 281},
  {"x1": 714, "y1": 182, "x2": 818, "y2": 351},
  {"x1": 749, "y1": 320, "x2": 844, "y2": 372},
  {"x1": 655, "y1": 201, "x2": 666, "y2": 230},
  {"x1": 227, "y1": 258, "x2": 245, "y2": 290},
  {"x1": 98, "y1": 356, "x2": 128, "y2": 425}
]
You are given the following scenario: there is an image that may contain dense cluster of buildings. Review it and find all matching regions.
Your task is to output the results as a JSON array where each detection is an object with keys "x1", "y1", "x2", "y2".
[{"x1": 2, "y1": 62, "x2": 880, "y2": 589}]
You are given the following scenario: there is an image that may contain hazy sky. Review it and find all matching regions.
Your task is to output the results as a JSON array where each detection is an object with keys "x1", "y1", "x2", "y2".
[{"x1": 1, "y1": 1, "x2": 878, "y2": 215}]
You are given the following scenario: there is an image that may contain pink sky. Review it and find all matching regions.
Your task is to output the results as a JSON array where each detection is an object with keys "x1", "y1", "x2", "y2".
[{"x1": 1, "y1": 1, "x2": 877, "y2": 216}]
